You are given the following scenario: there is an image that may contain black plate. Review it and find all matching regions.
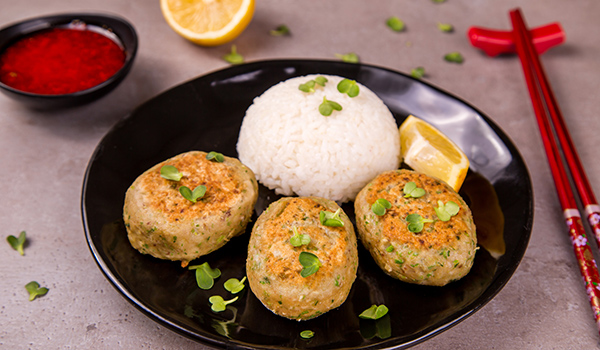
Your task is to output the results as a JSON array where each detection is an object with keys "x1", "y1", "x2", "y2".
[{"x1": 82, "y1": 60, "x2": 533, "y2": 349}]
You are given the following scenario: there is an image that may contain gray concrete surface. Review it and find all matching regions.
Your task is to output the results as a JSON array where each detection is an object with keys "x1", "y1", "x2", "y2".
[{"x1": 1, "y1": 0, "x2": 600, "y2": 349}]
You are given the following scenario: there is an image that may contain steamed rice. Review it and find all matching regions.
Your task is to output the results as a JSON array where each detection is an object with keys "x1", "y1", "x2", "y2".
[{"x1": 236, "y1": 74, "x2": 400, "y2": 203}]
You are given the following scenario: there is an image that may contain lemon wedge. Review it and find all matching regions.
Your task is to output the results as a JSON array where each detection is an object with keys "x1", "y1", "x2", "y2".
[
  {"x1": 399, "y1": 115, "x2": 470, "y2": 192},
  {"x1": 160, "y1": 0, "x2": 255, "y2": 46}
]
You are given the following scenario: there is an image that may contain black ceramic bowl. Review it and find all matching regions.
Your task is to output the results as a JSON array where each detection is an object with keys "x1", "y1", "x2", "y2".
[{"x1": 0, "y1": 13, "x2": 137, "y2": 109}]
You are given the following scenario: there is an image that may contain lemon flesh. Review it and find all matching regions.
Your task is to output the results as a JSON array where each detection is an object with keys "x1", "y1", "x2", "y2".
[
  {"x1": 161, "y1": 0, "x2": 255, "y2": 46},
  {"x1": 399, "y1": 115, "x2": 470, "y2": 192}
]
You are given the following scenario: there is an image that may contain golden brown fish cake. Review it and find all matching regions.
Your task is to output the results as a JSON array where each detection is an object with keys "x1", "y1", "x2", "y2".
[
  {"x1": 123, "y1": 151, "x2": 258, "y2": 266},
  {"x1": 246, "y1": 197, "x2": 358, "y2": 321},
  {"x1": 355, "y1": 169, "x2": 477, "y2": 286}
]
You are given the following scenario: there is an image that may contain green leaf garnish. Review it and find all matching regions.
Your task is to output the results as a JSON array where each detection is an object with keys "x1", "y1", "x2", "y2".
[
  {"x1": 160, "y1": 165, "x2": 182, "y2": 181},
  {"x1": 7, "y1": 230, "x2": 26, "y2": 256},
  {"x1": 444, "y1": 52, "x2": 464, "y2": 63},
  {"x1": 386, "y1": 16, "x2": 405, "y2": 32},
  {"x1": 300, "y1": 330, "x2": 314, "y2": 339},
  {"x1": 223, "y1": 45, "x2": 244, "y2": 65},
  {"x1": 371, "y1": 198, "x2": 392, "y2": 216},
  {"x1": 431, "y1": 0, "x2": 446, "y2": 3},
  {"x1": 410, "y1": 67, "x2": 425, "y2": 79},
  {"x1": 25, "y1": 281, "x2": 48, "y2": 301},
  {"x1": 359, "y1": 304, "x2": 389, "y2": 320},
  {"x1": 224, "y1": 276, "x2": 247, "y2": 294},
  {"x1": 406, "y1": 213, "x2": 434, "y2": 233},
  {"x1": 438, "y1": 23, "x2": 454, "y2": 32},
  {"x1": 319, "y1": 208, "x2": 344, "y2": 227},
  {"x1": 270, "y1": 24, "x2": 290, "y2": 36},
  {"x1": 179, "y1": 185, "x2": 207, "y2": 203},
  {"x1": 337, "y1": 79, "x2": 360, "y2": 97},
  {"x1": 314, "y1": 76, "x2": 328, "y2": 86},
  {"x1": 335, "y1": 52, "x2": 359, "y2": 63},
  {"x1": 299, "y1": 252, "x2": 322, "y2": 277},
  {"x1": 290, "y1": 226, "x2": 311, "y2": 247},
  {"x1": 319, "y1": 96, "x2": 342, "y2": 116},
  {"x1": 206, "y1": 151, "x2": 225, "y2": 163},
  {"x1": 434, "y1": 200, "x2": 460, "y2": 221},
  {"x1": 403, "y1": 182, "x2": 426, "y2": 198},
  {"x1": 209, "y1": 295, "x2": 238, "y2": 312},
  {"x1": 299, "y1": 80, "x2": 316, "y2": 93},
  {"x1": 189, "y1": 262, "x2": 221, "y2": 290}
]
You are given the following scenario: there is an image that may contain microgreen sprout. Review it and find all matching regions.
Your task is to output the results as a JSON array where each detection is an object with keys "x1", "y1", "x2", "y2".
[
  {"x1": 386, "y1": 17, "x2": 405, "y2": 32},
  {"x1": 335, "y1": 52, "x2": 359, "y2": 63},
  {"x1": 403, "y1": 182, "x2": 426, "y2": 198},
  {"x1": 444, "y1": 52, "x2": 464, "y2": 63},
  {"x1": 432, "y1": 0, "x2": 446, "y2": 3},
  {"x1": 410, "y1": 67, "x2": 425, "y2": 79},
  {"x1": 290, "y1": 226, "x2": 311, "y2": 247},
  {"x1": 179, "y1": 185, "x2": 207, "y2": 203},
  {"x1": 206, "y1": 151, "x2": 225, "y2": 163},
  {"x1": 371, "y1": 198, "x2": 392, "y2": 216},
  {"x1": 434, "y1": 200, "x2": 460, "y2": 221},
  {"x1": 224, "y1": 276, "x2": 247, "y2": 294},
  {"x1": 299, "y1": 76, "x2": 328, "y2": 93},
  {"x1": 359, "y1": 304, "x2": 389, "y2": 320},
  {"x1": 160, "y1": 165, "x2": 182, "y2": 181},
  {"x1": 270, "y1": 24, "x2": 291, "y2": 36},
  {"x1": 189, "y1": 262, "x2": 221, "y2": 290},
  {"x1": 7, "y1": 230, "x2": 26, "y2": 255},
  {"x1": 300, "y1": 330, "x2": 315, "y2": 339},
  {"x1": 25, "y1": 281, "x2": 48, "y2": 301},
  {"x1": 319, "y1": 96, "x2": 342, "y2": 116},
  {"x1": 223, "y1": 45, "x2": 244, "y2": 65},
  {"x1": 299, "y1": 252, "x2": 322, "y2": 277},
  {"x1": 209, "y1": 295, "x2": 238, "y2": 312},
  {"x1": 337, "y1": 79, "x2": 360, "y2": 97},
  {"x1": 406, "y1": 213, "x2": 434, "y2": 233},
  {"x1": 438, "y1": 23, "x2": 454, "y2": 32},
  {"x1": 319, "y1": 208, "x2": 344, "y2": 227}
]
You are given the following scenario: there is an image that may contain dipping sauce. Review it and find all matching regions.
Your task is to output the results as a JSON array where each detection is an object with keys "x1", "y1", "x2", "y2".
[{"x1": 0, "y1": 27, "x2": 125, "y2": 95}]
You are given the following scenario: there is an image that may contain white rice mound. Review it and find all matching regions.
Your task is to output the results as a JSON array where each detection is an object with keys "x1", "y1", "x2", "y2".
[{"x1": 236, "y1": 74, "x2": 400, "y2": 203}]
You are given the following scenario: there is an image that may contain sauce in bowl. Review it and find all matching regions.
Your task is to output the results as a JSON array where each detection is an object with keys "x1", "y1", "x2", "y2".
[{"x1": 0, "y1": 24, "x2": 125, "y2": 95}]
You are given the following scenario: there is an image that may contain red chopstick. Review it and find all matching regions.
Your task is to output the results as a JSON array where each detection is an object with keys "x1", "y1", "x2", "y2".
[{"x1": 510, "y1": 8, "x2": 600, "y2": 335}]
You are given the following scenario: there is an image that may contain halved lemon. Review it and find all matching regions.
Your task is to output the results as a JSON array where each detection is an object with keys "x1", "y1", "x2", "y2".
[
  {"x1": 399, "y1": 115, "x2": 470, "y2": 192},
  {"x1": 160, "y1": 0, "x2": 255, "y2": 46}
]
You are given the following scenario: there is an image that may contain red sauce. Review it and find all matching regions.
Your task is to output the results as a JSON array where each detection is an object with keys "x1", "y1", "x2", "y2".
[{"x1": 0, "y1": 27, "x2": 125, "y2": 95}]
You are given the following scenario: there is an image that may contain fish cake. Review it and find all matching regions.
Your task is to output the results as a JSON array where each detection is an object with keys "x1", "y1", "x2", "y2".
[
  {"x1": 246, "y1": 197, "x2": 358, "y2": 321},
  {"x1": 355, "y1": 169, "x2": 477, "y2": 286},
  {"x1": 123, "y1": 151, "x2": 258, "y2": 267}
]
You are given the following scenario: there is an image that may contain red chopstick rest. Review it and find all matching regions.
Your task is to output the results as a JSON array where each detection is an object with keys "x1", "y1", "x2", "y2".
[{"x1": 467, "y1": 22, "x2": 565, "y2": 57}]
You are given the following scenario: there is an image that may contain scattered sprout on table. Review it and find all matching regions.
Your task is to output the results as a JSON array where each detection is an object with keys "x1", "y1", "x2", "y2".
[
  {"x1": 25, "y1": 281, "x2": 48, "y2": 301},
  {"x1": 444, "y1": 52, "x2": 464, "y2": 63},
  {"x1": 7, "y1": 230, "x2": 26, "y2": 256},
  {"x1": 270, "y1": 24, "x2": 291, "y2": 36},
  {"x1": 209, "y1": 295, "x2": 238, "y2": 312},
  {"x1": 386, "y1": 16, "x2": 405, "y2": 32},
  {"x1": 335, "y1": 52, "x2": 359, "y2": 63},
  {"x1": 300, "y1": 330, "x2": 315, "y2": 339},
  {"x1": 223, "y1": 45, "x2": 244, "y2": 64},
  {"x1": 438, "y1": 22, "x2": 454, "y2": 32}
]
